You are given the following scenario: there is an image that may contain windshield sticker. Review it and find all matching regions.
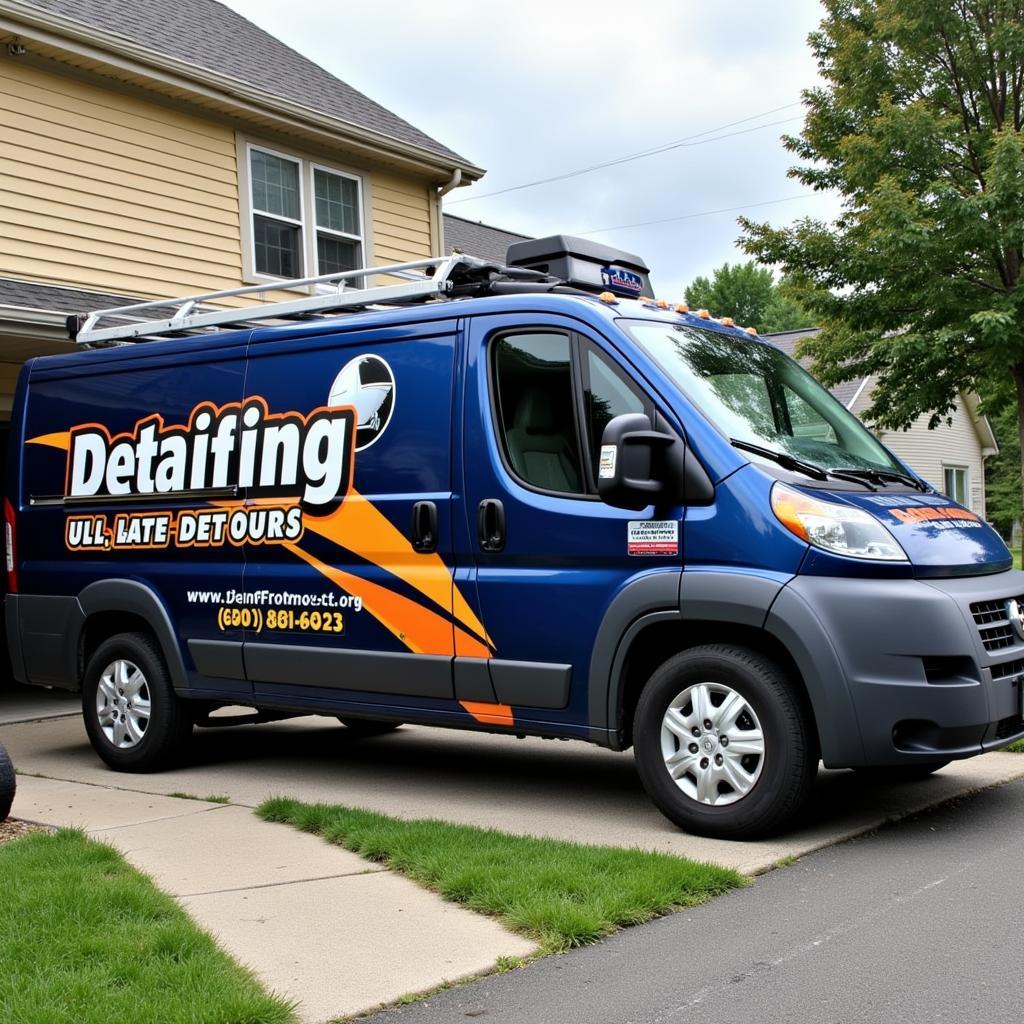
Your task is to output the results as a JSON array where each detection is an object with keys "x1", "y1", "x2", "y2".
[{"x1": 627, "y1": 520, "x2": 679, "y2": 556}]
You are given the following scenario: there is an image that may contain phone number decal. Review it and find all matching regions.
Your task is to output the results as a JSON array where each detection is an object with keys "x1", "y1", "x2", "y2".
[{"x1": 216, "y1": 606, "x2": 344, "y2": 634}]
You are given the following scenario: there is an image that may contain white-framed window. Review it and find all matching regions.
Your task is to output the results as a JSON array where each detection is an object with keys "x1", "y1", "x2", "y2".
[
  {"x1": 241, "y1": 140, "x2": 365, "y2": 283},
  {"x1": 943, "y1": 465, "x2": 969, "y2": 506}
]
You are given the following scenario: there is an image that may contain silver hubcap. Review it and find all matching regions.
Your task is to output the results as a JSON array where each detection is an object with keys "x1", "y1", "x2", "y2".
[
  {"x1": 660, "y1": 681, "x2": 765, "y2": 807},
  {"x1": 96, "y1": 659, "x2": 151, "y2": 749}
]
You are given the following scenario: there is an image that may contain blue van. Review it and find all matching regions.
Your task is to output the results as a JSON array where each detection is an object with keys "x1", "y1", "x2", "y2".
[{"x1": 6, "y1": 237, "x2": 1023, "y2": 838}]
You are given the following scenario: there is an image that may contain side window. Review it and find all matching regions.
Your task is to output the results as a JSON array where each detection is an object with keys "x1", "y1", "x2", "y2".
[
  {"x1": 493, "y1": 333, "x2": 585, "y2": 495},
  {"x1": 584, "y1": 346, "x2": 649, "y2": 477}
]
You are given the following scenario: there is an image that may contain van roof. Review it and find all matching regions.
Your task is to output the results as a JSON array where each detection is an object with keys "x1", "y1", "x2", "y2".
[{"x1": 32, "y1": 290, "x2": 761, "y2": 376}]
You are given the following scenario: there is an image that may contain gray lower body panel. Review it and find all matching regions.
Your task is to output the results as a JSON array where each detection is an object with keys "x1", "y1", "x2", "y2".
[
  {"x1": 5, "y1": 593, "x2": 83, "y2": 691},
  {"x1": 771, "y1": 570, "x2": 1024, "y2": 767},
  {"x1": 245, "y1": 643, "x2": 454, "y2": 699}
]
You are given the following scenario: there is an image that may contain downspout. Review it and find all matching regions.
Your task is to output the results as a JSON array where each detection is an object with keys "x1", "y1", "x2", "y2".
[
  {"x1": 438, "y1": 168, "x2": 462, "y2": 198},
  {"x1": 434, "y1": 168, "x2": 463, "y2": 255}
]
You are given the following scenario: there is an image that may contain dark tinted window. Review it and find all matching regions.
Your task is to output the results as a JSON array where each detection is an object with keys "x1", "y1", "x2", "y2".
[{"x1": 493, "y1": 333, "x2": 584, "y2": 495}]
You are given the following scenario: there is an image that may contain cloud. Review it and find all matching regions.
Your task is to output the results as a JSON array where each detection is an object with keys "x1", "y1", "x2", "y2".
[{"x1": 221, "y1": 0, "x2": 840, "y2": 304}]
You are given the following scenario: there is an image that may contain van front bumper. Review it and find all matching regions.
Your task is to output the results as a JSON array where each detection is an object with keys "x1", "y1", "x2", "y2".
[{"x1": 766, "y1": 570, "x2": 1024, "y2": 768}]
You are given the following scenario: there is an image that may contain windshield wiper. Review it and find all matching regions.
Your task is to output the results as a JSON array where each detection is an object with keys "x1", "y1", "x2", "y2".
[
  {"x1": 730, "y1": 439, "x2": 881, "y2": 489},
  {"x1": 834, "y1": 467, "x2": 928, "y2": 492},
  {"x1": 729, "y1": 438, "x2": 829, "y2": 481}
]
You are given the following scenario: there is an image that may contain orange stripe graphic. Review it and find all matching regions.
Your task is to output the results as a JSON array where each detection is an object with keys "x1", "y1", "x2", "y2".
[
  {"x1": 459, "y1": 701, "x2": 514, "y2": 726},
  {"x1": 303, "y1": 493, "x2": 494, "y2": 649},
  {"x1": 284, "y1": 541, "x2": 454, "y2": 656},
  {"x1": 27, "y1": 431, "x2": 71, "y2": 450}
]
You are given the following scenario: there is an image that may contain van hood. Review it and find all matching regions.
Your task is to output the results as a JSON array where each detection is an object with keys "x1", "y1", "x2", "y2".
[{"x1": 837, "y1": 490, "x2": 1012, "y2": 577}]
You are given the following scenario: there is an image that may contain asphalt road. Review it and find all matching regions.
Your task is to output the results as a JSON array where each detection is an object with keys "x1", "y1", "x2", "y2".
[{"x1": 364, "y1": 779, "x2": 1024, "y2": 1024}]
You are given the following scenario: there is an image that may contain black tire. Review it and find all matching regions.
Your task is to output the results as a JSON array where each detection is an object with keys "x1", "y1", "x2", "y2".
[
  {"x1": 0, "y1": 743, "x2": 14, "y2": 822},
  {"x1": 82, "y1": 632, "x2": 193, "y2": 772},
  {"x1": 336, "y1": 717, "x2": 403, "y2": 737},
  {"x1": 633, "y1": 645, "x2": 818, "y2": 840},
  {"x1": 854, "y1": 762, "x2": 949, "y2": 782}
]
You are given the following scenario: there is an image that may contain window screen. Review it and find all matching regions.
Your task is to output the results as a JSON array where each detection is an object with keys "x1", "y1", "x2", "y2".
[{"x1": 250, "y1": 149, "x2": 302, "y2": 277}]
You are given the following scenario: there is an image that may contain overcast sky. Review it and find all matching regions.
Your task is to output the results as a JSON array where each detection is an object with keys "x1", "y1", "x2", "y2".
[{"x1": 222, "y1": 0, "x2": 839, "y2": 302}]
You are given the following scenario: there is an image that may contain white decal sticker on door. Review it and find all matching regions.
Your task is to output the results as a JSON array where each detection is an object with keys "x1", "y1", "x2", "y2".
[{"x1": 627, "y1": 520, "x2": 678, "y2": 556}]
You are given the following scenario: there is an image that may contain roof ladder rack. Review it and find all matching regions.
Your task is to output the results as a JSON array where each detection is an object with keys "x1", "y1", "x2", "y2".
[{"x1": 70, "y1": 253, "x2": 491, "y2": 347}]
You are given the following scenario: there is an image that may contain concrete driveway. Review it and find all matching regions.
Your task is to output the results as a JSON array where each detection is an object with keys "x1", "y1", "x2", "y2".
[{"x1": 3, "y1": 712, "x2": 1023, "y2": 873}]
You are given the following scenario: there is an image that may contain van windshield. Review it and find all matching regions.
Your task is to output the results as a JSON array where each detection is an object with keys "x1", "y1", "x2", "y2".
[{"x1": 624, "y1": 320, "x2": 904, "y2": 475}]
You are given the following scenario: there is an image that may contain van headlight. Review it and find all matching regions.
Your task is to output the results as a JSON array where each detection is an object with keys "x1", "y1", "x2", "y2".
[{"x1": 770, "y1": 482, "x2": 907, "y2": 561}]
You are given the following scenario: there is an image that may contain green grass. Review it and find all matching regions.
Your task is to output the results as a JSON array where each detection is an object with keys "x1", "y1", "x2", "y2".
[
  {"x1": 1005, "y1": 739, "x2": 1024, "y2": 752},
  {"x1": 0, "y1": 830, "x2": 293, "y2": 1024},
  {"x1": 169, "y1": 791, "x2": 231, "y2": 804},
  {"x1": 258, "y1": 798, "x2": 744, "y2": 954}
]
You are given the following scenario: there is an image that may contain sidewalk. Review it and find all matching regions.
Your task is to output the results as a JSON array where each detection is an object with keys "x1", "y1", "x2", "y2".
[
  {"x1": 11, "y1": 775, "x2": 535, "y2": 1024},
  {"x1": 0, "y1": 684, "x2": 78, "y2": 725}
]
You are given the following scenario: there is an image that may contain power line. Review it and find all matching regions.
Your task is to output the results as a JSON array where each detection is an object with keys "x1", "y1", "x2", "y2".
[
  {"x1": 571, "y1": 193, "x2": 816, "y2": 237},
  {"x1": 446, "y1": 102, "x2": 804, "y2": 205}
]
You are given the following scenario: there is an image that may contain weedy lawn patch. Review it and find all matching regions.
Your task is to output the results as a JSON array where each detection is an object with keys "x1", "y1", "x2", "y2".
[{"x1": 259, "y1": 797, "x2": 743, "y2": 955}]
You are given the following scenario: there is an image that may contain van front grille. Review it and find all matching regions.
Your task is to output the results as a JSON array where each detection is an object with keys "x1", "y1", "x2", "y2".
[
  {"x1": 970, "y1": 596, "x2": 1024, "y2": 652},
  {"x1": 991, "y1": 659, "x2": 1024, "y2": 681}
]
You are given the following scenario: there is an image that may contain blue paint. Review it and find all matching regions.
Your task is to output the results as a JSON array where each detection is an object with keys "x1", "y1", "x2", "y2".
[{"x1": 7, "y1": 290, "x2": 1016, "y2": 748}]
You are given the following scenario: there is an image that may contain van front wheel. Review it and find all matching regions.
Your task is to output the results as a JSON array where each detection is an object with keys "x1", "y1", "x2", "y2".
[
  {"x1": 82, "y1": 632, "x2": 192, "y2": 772},
  {"x1": 633, "y1": 645, "x2": 817, "y2": 839}
]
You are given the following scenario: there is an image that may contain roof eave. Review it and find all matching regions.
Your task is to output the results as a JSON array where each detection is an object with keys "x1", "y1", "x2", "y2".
[
  {"x1": 962, "y1": 390, "x2": 1000, "y2": 456},
  {"x1": 0, "y1": 0, "x2": 485, "y2": 182}
]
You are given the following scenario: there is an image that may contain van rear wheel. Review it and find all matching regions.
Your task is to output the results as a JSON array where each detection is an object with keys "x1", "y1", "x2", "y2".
[
  {"x1": 82, "y1": 632, "x2": 192, "y2": 772},
  {"x1": 633, "y1": 645, "x2": 817, "y2": 839}
]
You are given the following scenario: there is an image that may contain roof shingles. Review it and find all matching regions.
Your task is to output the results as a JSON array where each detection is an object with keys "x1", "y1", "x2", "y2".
[
  {"x1": 442, "y1": 214, "x2": 530, "y2": 265},
  {"x1": 764, "y1": 327, "x2": 867, "y2": 409},
  {"x1": 17, "y1": 0, "x2": 469, "y2": 163}
]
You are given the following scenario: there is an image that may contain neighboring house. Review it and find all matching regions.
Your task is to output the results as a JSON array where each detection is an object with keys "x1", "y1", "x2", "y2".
[
  {"x1": 443, "y1": 214, "x2": 529, "y2": 264},
  {"x1": 767, "y1": 328, "x2": 998, "y2": 518},
  {"x1": 0, "y1": 0, "x2": 485, "y2": 417}
]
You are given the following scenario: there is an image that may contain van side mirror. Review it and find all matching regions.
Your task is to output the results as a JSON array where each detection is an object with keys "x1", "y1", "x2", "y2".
[{"x1": 597, "y1": 413, "x2": 712, "y2": 511}]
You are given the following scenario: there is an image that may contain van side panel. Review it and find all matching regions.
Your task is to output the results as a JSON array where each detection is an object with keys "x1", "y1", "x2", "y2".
[{"x1": 14, "y1": 341, "x2": 249, "y2": 697}]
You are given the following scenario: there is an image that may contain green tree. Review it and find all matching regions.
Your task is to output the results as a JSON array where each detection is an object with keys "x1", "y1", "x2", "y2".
[
  {"x1": 740, "y1": 0, "x2": 1024, "y2": 543},
  {"x1": 984, "y1": 387, "x2": 1021, "y2": 539},
  {"x1": 684, "y1": 261, "x2": 813, "y2": 333}
]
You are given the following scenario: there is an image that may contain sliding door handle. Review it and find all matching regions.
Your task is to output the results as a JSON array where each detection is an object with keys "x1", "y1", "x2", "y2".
[
  {"x1": 477, "y1": 498, "x2": 506, "y2": 552},
  {"x1": 411, "y1": 500, "x2": 438, "y2": 553}
]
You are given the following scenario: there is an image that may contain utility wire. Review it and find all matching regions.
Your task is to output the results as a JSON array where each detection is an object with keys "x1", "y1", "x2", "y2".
[
  {"x1": 571, "y1": 193, "x2": 816, "y2": 237},
  {"x1": 447, "y1": 102, "x2": 804, "y2": 204}
]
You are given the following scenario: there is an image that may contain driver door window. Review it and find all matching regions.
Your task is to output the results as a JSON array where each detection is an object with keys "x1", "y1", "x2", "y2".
[{"x1": 493, "y1": 332, "x2": 585, "y2": 495}]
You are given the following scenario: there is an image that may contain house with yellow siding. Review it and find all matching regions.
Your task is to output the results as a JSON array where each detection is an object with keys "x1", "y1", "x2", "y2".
[{"x1": 0, "y1": 0, "x2": 484, "y2": 416}]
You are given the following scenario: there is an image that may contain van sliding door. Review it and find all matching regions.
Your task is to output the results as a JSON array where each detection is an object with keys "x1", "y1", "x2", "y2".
[{"x1": 239, "y1": 319, "x2": 461, "y2": 711}]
